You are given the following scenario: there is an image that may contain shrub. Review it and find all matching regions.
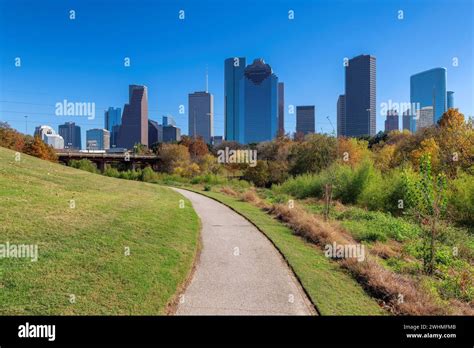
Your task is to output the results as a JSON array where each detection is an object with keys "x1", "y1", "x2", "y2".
[
  {"x1": 69, "y1": 159, "x2": 98, "y2": 173},
  {"x1": 104, "y1": 167, "x2": 120, "y2": 178},
  {"x1": 273, "y1": 173, "x2": 325, "y2": 199},
  {"x1": 358, "y1": 168, "x2": 405, "y2": 214},
  {"x1": 141, "y1": 166, "x2": 159, "y2": 182},
  {"x1": 332, "y1": 160, "x2": 374, "y2": 204},
  {"x1": 447, "y1": 171, "x2": 474, "y2": 225}
]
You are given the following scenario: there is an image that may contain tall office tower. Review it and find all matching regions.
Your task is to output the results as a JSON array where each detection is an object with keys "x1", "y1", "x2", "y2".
[
  {"x1": 241, "y1": 58, "x2": 278, "y2": 143},
  {"x1": 117, "y1": 84, "x2": 148, "y2": 149},
  {"x1": 224, "y1": 57, "x2": 246, "y2": 142},
  {"x1": 296, "y1": 106, "x2": 315, "y2": 135},
  {"x1": 148, "y1": 119, "x2": 163, "y2": 146},
  {"x1": 162, "y1": 115, "x2": 176, "y2": 127},
  {"x1": 188, "y1": 91, "x2": 214, "y2": 143},
  {"x1": 384, "y1": 109, "x2": 399, "y2": 132},
  {"x1": 104, "y1": 107, "x2": 122, "y2": 147},
  {"x1": 345, "y1": 54, "x2": 376, "y2": 137},
  {"x1": 416, "y1": 106, "x2": 434, "y2": 130},
  {"x1": 410, "y1": 68, "x2": 447, "y2": 123},
  {"x1": 447, "y1": 91, "x2": 454, "y2": 109},
  {"x1": 34, "y1": 125, "x2": 64, "y2": 149},
  {"x1": 86, "y1": 129, "x2": 110, "y2": 150},
  {"x1": 402, "y1": 110, "x2": 416, "y2": 133},
  {"x1": 278, "y1": 82, "x2": 285, "y2": 136},
  {"x1": 58, "y1": 122, "x2": 81, "y2": 150},
  {"x1": 337, "y1": 95, "x2": 346, "y2": 136}
]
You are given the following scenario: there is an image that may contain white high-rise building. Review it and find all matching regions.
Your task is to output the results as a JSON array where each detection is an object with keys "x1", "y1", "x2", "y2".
[
  {"x1": 416, "y1": 106, "x2": 434, "y2": 130},
  {"x1": 34, "y1": 125, "x2": 64, "y2": 149}
]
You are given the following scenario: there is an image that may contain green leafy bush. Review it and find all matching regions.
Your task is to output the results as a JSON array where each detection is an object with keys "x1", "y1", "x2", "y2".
[
  {"x1": 69, "y1": 159, "x2": 98, "y2": 173},
  {"x1": 448, "y1": 171, "x2": 474, "y2": 225}
]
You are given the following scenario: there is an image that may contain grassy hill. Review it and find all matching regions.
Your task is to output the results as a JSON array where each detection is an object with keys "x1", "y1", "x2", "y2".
[{"x1": 0, "y1": 147, "x2": 200, "y2": 315}]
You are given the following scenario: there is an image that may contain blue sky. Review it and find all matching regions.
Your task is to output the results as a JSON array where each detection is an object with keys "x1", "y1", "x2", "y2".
[{"x1": 0, "y1": 0, "x2": 472, "y2": 147}]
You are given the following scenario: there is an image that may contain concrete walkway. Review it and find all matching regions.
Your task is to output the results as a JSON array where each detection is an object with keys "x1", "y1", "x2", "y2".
[{"x1": 172, "y1": 188, "x2": 316, "y2": 315}]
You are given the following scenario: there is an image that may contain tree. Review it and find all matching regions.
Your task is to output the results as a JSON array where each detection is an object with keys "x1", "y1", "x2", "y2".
[
  {"x1": 288, "y1": 134, "x2": 337, "y2": 175},
  {"x1": 404, "y1": 155, "x2": 447, "y2": 274},
  {"x1": 158, "y1": 144, "x2": 191, "y2": 173},
  {"x1": 23, "y1": 136, "x2": 58, "y2": 162},
  {"x1": 180, "y1": 136, "x2": 209, "y2": 160}
]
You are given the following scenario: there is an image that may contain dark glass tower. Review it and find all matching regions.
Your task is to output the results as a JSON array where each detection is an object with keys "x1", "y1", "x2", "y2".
[
  {"x1": 278, "y1": 82, "x2": 285, "y2": 136},
  {"x1": 337, "y1": 95, "x2": 346, "y2": 137},
  {"x1": 104, "y1": 107, "x2": 122, "y2": 147},
  {"x1": 58, "y1": 122, "x2": 81, "y2": 150},
  {"x1": 224, "y1": 57, "x2": 246, "y2": 142},
  {"x1": 241, "y1": 58, "x2": 278, "y2": 144},
  {"x1": 188, "y1": 91, "x2": 214, "y2": 143},
  {"x1": 345, "y1": 55, "x2": 376, "y2": 137},
  {"x1": 296, "y1": 106, "x2": 315, "y2": 135}
]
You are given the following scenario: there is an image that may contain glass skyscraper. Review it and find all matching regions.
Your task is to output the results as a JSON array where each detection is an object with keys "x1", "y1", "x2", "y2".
[
  {"x1": 296, "y1": 106, "x2": 315, "y2": 135},
  {"x1": 337, "y1": 95, "x2": 346, "y2": 137},
  {"x1": 58, "y1": 122, "x2": 81, "y2": 150},
  {"x1": 345, "y1": 55, "x2": 376, "y2": 137},
  {"x1": 410, "y1": 68, "x2": 447, "y2": 124},
  {"x1": 224, "y1": 57, "x2": 246, "y2": 142},
  {"x1": 447, "y1": 91, "x2": 454, "y2": 109},
  {"x1": 188, "y1": 91, "x2": 214, "y2": 143},
  {"x1": 278, "y1": 82, "x2": 285, "y2": 136},
  {"x1": 240, "y1": 59, "x2": 278, "y2": 144},
  {"x1": 86, "y1": 128, "x2": 110, "y2": 150},
  {"x1": 104, "y1": 107, "x2": 121, "y2": 147}
]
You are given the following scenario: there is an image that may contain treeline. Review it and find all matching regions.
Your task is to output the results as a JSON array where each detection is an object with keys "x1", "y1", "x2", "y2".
[{"x1": 0, "y1": 122, "x2": 57, "y2": 162}]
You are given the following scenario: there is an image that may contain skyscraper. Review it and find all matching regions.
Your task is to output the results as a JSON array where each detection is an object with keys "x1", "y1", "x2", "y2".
[
  {"x1": 416, "y1": 106, "x2": 434, "y2": 130},
  {"x1": 410, "y1": 68, "x2": 447, "y2": 123},
  {"x1": 337, "y1": 95, "x2": 346, "y2": 136},
  {"x1": 384, "y1": 109, "x2": 399, "y2": 132},
  {"x1": 447, "y1": 91, "x2": 454, "y2": 109},
  {"x1": 117, "y1": 85, "x2": 148, "y2": 149},
  {"x1": 278, "y1": 82, "x2": 285, "y2": 136},
  {"x1": 296, "y1": 106, "x2": 315, "y2": 135},
  {"x1": 104, "y1": 107, "x2": 121, "y2": 147},
  {"x1": 345, "y1": 55, "x2": 376, "y2": 137},
  {"x1": 86, "y1": 128, "x2": 110, "y2": 150},
  {"x1": 188, "y1": 91, "x2": 214, "y2": 143},
  {"x1": 241, "y1": 58, "x2": 278, "y2": 143},
  {"x1": 35, "y1": 125, "x2": 64, "y2": 149},
  {"x1": 402, "y1": 110, "x2": 416, "y2": 133},
  {"x1": 224, "y1": 57, "x2": 246, "y2": 142},
  {"x1": 148, "y1": 119, "x2": 163, "y2": 146},
  {"x1": 58, "y1": 122, "x2": 81, "y2": 150}
]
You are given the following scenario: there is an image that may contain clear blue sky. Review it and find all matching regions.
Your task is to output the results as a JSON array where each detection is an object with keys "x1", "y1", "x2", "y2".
[{"x1": 1, "y1": 0, "x2": 473, "y2": 147}]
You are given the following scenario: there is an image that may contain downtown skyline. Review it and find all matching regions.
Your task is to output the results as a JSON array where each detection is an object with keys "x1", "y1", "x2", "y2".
[{"x1": 0, "y1": 0, "x2": 472, "y2": 147}]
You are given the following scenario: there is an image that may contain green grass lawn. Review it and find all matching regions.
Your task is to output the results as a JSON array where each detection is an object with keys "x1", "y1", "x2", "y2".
[
  {"x1": 0, "y1": 147, "x2": 200, "y2": 315},
  {"x1": 186, "y1": 187, "x2": 386, "y2": 315}
]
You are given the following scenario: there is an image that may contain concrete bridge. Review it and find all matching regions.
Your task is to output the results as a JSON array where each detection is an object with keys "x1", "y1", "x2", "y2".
[{"x1": 56, "y1": 151, "x2": 160, "y2": 172}]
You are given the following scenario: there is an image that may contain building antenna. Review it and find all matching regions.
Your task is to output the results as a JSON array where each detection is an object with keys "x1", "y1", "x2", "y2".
[{"x1": 205, "y1": 65, "x2": 209, "y2": 93}]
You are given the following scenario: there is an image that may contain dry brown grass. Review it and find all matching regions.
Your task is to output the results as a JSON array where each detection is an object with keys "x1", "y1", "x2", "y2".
[
  {"x1": 222, "y1": 188, "x2": 474, "y2": 315},
  {"x1": 219, "y1": 186, "x2": 239, "y2": 197}
]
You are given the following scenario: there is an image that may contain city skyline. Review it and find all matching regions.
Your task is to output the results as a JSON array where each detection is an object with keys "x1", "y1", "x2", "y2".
[{"x1": 0, "y1": 0, "x2": 472, "y2": 146}]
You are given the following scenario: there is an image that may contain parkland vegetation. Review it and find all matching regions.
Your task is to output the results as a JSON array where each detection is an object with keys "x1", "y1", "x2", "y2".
[{"x1": 1, "y1": 108, "x2": 472, "y2": 315}]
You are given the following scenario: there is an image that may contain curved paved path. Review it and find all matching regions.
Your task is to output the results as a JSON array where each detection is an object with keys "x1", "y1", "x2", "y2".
[{"x1": 172, "y1": 188, "x2": 316, "y2": 315}]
